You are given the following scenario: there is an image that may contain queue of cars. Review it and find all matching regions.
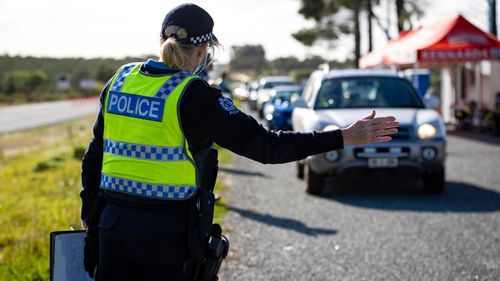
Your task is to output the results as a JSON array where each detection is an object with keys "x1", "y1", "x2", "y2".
[
  {"x1": 263, "y1": 85, "x2": 303, "y2": 130},
  {"x1": 244, "y1": 76, "x2": 303, "y2": 129},
  {"x1": 238, "y1": 67, "x2": 446, "y2": 196}
]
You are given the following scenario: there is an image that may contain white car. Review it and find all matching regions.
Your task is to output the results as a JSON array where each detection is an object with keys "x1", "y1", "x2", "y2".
[
  {"x1": 292, "y1": 69, "x2": 446, "y2": 195},
  {"x1": 233, "y1": 83, "x2": 251, "y2": 101}
]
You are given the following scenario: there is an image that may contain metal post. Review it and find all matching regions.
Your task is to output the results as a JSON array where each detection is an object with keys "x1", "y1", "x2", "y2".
[
  {"x1": 475, "y1": 62, "x2": 482, "y2": 105},
  {"x1": 489, "y1": 0, "x2": 498, "y2": 37},
  {"x1": 441, "y1": 67, "x2": 453, "y2": 123},
  {"x1": 455, "y1": 65, "x2": 461, "y2": 113},
  {"x1": 413, "y1": 61, "x2": 420, "y2": 93}
]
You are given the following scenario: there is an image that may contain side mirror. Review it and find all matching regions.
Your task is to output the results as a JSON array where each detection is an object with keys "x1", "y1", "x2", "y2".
[{"x1": 293, "y1": 97, "x2": 309, "y2": 108}]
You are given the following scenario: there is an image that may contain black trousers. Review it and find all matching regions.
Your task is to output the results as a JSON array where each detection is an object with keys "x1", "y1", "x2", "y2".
[{"x1": 96, "y1": 204, "x2": 191, "y2": 281}]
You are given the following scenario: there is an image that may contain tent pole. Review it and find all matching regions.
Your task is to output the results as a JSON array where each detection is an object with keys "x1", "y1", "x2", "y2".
[
  {"x1": 414, "y1": 61, "x2": 420, "y2": 93},
  {"x1": 455, "y1": 65, "x2": 461, "y2": 123},
  {"x1": 475, "y1": 62, "x2": 482, "y2": 106},
  {"x1": 441, "y1": 67, "x2": 453, "y2": 123}
]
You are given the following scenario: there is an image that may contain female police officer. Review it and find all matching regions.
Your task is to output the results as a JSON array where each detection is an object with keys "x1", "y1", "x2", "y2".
[{"x1": 80, "y1": 3, "x2": 399, "y2": 281}]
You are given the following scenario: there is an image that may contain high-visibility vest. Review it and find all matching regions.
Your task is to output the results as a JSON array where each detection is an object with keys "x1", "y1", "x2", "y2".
[{"x1": 100, "y1": 62, "x2": 199, "y2": 200}]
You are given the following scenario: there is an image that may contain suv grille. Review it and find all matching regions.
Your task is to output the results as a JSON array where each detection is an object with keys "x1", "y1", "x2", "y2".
[
  {"x1": 391, "y1": 126, "x2": 413, "y2": 140},
  {"x1": 354, "y1": 147, "x2": 411, "y2": 159}
]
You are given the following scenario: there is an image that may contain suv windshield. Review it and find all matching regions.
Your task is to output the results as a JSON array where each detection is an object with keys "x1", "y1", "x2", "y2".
[
  {"x1": 315, "y1": 77, "x2": 424, "y2": 109},
  {"x1": 263, "y1": 81, "x2": 295, "y2": 89}
]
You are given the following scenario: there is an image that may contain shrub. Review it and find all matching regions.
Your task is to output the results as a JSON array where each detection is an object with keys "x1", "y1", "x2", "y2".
[
  {"x1": 33, "y1": 161, "x2": 51, "y2": 172},
  {"x1": 73, "y1": 147, "x2": 86, "y2": 160}
]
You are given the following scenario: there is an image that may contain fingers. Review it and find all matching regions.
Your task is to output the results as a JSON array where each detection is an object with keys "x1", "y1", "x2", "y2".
[
  {"x1": 369, "y1": 116, "x2": 397, "y2": 124},
  {"x1": 371, "y1": 121, "x2": 400, "y2": 131},
  {"x1": 363, "y1": 110, "x2": 376, "y2": 120},
  {"x1": 372, "y1": 136, "x2": 392, "y2": 143},
  {"x1": 375, "y1": 128, "x2": 399, "y2": 136}
]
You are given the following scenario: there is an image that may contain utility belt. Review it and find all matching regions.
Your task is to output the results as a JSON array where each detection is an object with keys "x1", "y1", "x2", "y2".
[{"x1": 184, "y1": 148, "x2": 229, "y2": 281}]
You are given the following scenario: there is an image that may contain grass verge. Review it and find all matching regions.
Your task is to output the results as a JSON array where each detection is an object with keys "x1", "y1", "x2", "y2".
[{"x1": 0, "y1": 116, "x2": 232, "y2": 280}]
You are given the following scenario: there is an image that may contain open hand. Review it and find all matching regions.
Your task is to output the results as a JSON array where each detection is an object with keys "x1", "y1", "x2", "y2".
[{"x1": 341, "y1": 110, "x2": 399, "y2": 147}]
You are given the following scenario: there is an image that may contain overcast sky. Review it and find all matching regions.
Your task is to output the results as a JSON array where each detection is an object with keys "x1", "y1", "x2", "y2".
[{"x1": 0, "y1": 0, "x2": 497, "y2": 63}]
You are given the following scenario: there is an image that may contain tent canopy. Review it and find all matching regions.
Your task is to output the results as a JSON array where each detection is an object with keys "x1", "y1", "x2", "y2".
[{"x1": 360, "y1": 15, "x2": 500, "y2": 68}]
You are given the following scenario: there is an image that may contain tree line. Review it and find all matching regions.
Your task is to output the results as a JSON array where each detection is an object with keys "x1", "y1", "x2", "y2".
[
  {"x1": 0, "y1": 55, "x2": 152, "y2": 104},
  {"x1": 293, "y1": 0, "x2": 424, "y2": 67},
  {"x1": 1, "y1": 43, "x2": 351, "y2": 104},
  {"x1": 228, "y1": 44, "x2": 353, "y2": 82}
]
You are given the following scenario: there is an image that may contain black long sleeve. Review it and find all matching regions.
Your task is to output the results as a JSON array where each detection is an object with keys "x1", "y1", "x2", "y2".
[
  {"x1": 180, "y1": 80, "x2": 344, "y2": 164},
  {"x1": 80, "y1": 84, "x2": 107, "y2": 220}
]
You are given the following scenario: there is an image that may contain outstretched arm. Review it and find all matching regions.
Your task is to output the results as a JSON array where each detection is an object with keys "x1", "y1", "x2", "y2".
[{"x1": 181, "y1": 81, "x2": 398, "y2": 164}]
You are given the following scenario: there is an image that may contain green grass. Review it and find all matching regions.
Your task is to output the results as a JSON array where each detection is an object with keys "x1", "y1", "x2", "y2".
[
  {"x1": 213, "y1": 179, "x2": 229, "y2": 225},
  {"x1": 0, "y1": 117, "x2": 94, "y2": 280},
  {"x1": 0, "y1": 117, "x2": 231, "y2": 280}
]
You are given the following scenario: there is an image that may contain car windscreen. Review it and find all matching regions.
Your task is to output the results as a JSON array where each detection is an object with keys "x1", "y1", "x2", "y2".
[
  {"x1": 263, "y1": 81, "x2": 296, "y2": 89},
  {"x1": 274, "y1": 90, "x2": 301, "y2": 99},
  {"x1": 314, "y1": 77, "x2": 425, "y2": 109},
  {"x1": 271, "y1": 91, "x2": 301, "y2": 105}
]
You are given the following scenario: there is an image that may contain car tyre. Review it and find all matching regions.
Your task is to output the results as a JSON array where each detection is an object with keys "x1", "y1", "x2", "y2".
[
  {"x1": 325, "y1": 176, "x2": 344, "y2": 195},
  {"x1": 296, "y1": 161, "x2": 304, "y2": 179},
  {"x1": 305, "y1": 161, "x2": 324, "y2": 195},
  {"x1": 422, "y1": 168, "x2": 445, "y2": 194}
]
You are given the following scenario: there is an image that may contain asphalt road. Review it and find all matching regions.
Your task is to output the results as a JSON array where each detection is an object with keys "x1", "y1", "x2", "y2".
[
  {"x1": 220, "y1": 105, "x2": 500, "y2": 281},
  {"x1": 0, "y1": 97, "x2": 99, "y2": 134}
]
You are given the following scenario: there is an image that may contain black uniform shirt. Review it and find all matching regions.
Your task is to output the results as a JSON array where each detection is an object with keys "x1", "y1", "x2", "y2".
[{"x1": 80, "y1": 60, "x2": 344, "y2": 219}]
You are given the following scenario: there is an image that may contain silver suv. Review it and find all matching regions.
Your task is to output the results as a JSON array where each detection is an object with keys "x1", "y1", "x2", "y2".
[{"x1": 292, "y1": 69, "x2": 446, "y2": 195}]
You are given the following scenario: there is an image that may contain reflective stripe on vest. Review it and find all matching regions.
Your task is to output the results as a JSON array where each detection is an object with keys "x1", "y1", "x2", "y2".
[
  {"x1": 155, "y1": 70, "x2": 191, "y2": 99},
  {"x1": 103, "y1": 139, "x2": 186, "y2": 161},
  {"x1": 111, "y1": 63, "x2": 137, "y2": 92},
  {"x1": 101, "y1": 174, "x2": 196, "y2": 200},
  {"x1": 101, "y1": 63, "x2": 199, "y2": 200}
]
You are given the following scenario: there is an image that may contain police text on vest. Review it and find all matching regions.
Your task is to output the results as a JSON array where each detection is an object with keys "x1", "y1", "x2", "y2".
[{"x1": 107, "y1": 91, "x2": 165, "y2": 122}]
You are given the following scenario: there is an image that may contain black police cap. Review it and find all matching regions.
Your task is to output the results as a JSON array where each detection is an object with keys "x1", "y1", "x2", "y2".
[{"x1": 161, "y1": 3, "x2": 218, "y2": 45}]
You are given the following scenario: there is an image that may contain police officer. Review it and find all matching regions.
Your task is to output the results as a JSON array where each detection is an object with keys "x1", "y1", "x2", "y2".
[{"x1": 80, "y1": 3, "x2": 399, "y2": 281}]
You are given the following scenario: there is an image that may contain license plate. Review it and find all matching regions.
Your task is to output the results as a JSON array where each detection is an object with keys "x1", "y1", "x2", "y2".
[{"x1": 368, "y1": 158, "x2": 398, "y2": 168}]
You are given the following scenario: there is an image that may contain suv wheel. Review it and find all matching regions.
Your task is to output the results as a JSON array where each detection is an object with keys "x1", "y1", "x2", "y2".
[
  {"x1": 305, "y1": 161, "x2": 324, "y2": 195},
  {"x1": 423, "y1": 168, "x2": 445, "y2": 194},
  {"x1": 296, "y1": 161, "x2": 304, "y2": 179}
]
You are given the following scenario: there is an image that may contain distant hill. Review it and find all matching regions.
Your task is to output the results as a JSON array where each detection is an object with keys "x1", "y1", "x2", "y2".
[
  {"x1": 0, "y1": 55, "x2": 157, "y2": 104},
  {"x1": 0, "y1": 55, "x2": 157, "y2": 81}
]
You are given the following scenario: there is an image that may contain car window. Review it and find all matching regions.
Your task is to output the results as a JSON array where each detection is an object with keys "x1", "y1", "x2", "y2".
[
  {"x1": 272, "y1": 90, "x2": 301, "y2": 103},
  {"x1": 302, "y1": 78, "x2": 314, "y2": 103},
  {"x1": 263, "y1": 81, "x2": 296, "y2": 89},
  {"x1": 308, "y1": 76, "x2": 323, "y2": 107},
  {"x1": 302, "y1": 73, "x2": 321, "y2": 104},
  {"x1": 314, "y1": 77, "x2": 425, "y2": 109}
]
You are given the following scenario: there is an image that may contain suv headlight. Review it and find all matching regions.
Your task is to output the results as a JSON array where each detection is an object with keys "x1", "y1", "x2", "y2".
[
  {"x1": 323, "y1": 125, "x2": 340, "y2": 132},
  {"x1": 418, "y1": 123, "x2": 439, "y2": 139},
  {"x1": 325, "y1": 150, "x2": 340, "y2": 162}
]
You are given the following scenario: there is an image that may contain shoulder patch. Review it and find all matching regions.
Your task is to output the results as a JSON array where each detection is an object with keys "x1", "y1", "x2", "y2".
[{"x1": 218, "y1": 97, "x2": 240, "y2": 115}]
